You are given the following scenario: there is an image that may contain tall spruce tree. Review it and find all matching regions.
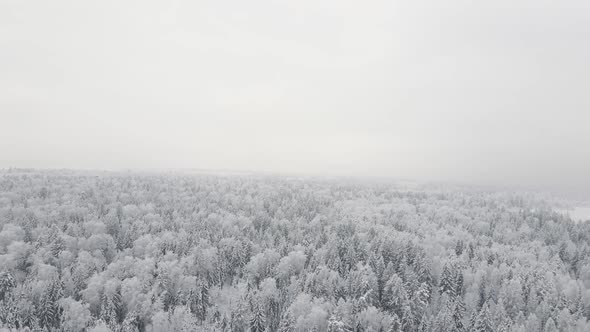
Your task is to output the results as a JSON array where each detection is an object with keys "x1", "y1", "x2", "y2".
[
  {"x1": 473, "y1": 303, "x2": 494, "y2": 332},
  {"x1": 250, "y1": 305, "x2": 266, "y2": 332}
]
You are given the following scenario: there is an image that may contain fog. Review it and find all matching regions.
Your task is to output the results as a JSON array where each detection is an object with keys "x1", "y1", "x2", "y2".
[{"x1": 1, "y1": 0, "x2": 589, "y2": 193}]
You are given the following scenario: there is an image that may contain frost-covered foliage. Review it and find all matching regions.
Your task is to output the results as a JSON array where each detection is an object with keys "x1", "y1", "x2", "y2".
[{"x1": 0, "y1": 170, "x2": 589, "y2": 332}]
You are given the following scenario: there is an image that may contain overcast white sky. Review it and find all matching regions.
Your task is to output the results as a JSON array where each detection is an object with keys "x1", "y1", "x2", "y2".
[{"x1": 1, "y1": 0, "x2": 589, "y2": 191}]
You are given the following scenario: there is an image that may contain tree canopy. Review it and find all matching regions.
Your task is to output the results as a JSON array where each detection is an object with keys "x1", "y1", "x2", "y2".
[{"x1": 0, "y1": 170, "x2": 589, "y2": 331}]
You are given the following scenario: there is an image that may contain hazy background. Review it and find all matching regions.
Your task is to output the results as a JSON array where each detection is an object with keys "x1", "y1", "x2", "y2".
[{"x1": 1, "y1": 0, "x2": 589, "y2": 193}]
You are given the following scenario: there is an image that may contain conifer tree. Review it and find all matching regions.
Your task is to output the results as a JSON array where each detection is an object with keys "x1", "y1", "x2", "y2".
[
  {"x1": 278, "y1": 311, "x2": 295, "y2": 332},
  {"x1": 543, "y1": 317, "x2": 557, "y2": 332},
  {"x1": 473, "y1": 303, "x2": 494, "y2": 332},
  {"x1": 328, "y1": 313, "x2": 353, "y2": 332},
  {"x1": 250, "y1": 305, "x2": 266, "y2": 332},
  {"x1": 455, "y1": 240, "x2": 464, "y2": 257},
  {"x1": 439, "y1": 263, "x2": 455, "y2": 297},
  {"x1": 0, "y1": 272, "x2": 15, "y2": 301},
  {"x1": 388, "y1": 313, "x2": 401, "y2": 332},
  {"x1": 38, "y1": 278, "x2": 63, "y2": 330},
  {"x1": 451, "y1": 298, "x2": 466, "y2": 332}
]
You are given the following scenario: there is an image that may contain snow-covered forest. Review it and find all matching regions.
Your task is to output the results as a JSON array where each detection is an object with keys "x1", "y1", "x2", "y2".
[{"x1": 0, "y1": 170, "x2": 589, "y2": 332}]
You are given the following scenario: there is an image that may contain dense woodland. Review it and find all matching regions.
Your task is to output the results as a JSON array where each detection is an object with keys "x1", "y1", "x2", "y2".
[{"x1": 0, "y1": 170, "x2": 589, "y2": 332}]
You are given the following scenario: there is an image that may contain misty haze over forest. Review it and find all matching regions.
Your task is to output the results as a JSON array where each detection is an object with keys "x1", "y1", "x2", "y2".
[{"x1": 1, "y1": 1, "x2": 590, "y2": 332}]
